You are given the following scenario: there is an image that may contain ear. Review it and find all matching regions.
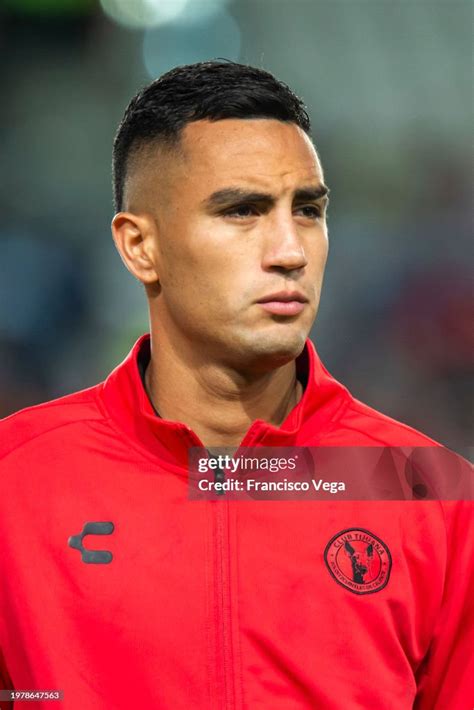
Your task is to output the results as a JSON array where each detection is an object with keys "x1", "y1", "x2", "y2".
[
  {"x1": 344, "y1": 541, "x2": 355, "y2": 556},
  {"x1": 111, "y1": 211, "x2": 160, "y2": 285}
]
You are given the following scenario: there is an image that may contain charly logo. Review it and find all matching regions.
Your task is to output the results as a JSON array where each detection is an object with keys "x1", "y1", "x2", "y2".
[
  {"x1": 324, "y1": 528, "x2": 392, "y2": 595},
  {"x1": 68, "y1": 522, "x2": 114, "y2": 564}
]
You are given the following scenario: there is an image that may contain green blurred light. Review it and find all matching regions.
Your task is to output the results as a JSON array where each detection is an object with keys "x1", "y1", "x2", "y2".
[{"x1": 100, "y1": 0, "x2": 188, "y2": 29}]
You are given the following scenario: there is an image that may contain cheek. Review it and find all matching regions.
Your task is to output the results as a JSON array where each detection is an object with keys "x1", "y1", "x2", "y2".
[
  {"x1": 317, "y1": 237, "x2": 329, "y2": 278},
  {"x1": 161, "y1": 226, "x2": 249, "y2": 295},
  {"x1": 306, "y1": 240, "x2": 328, "y2": 293},
  {"x1": 317, "y1": 229, "x2": 329, "y2": 262},
  {"x1": 306, "y1": 225, "x2": 328, "y2": 258},
  {"x1": 159, "y1": 246, "x2": 233, "y2": 318}
]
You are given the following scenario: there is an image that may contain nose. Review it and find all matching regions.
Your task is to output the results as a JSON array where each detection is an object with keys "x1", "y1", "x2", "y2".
[{"x1": 261, "y1": 212, "x2": 308, "y2": 273}]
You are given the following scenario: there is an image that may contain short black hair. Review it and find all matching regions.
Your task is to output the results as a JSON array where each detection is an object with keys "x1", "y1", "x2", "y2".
[{"x1": 112, "y1": 60, "x2": 311, "y2": 212}]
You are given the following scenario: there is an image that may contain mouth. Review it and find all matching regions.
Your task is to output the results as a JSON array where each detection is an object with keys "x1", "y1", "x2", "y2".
[{"x1": 256, "y1": 291, "x2": 308, "y2": 316}]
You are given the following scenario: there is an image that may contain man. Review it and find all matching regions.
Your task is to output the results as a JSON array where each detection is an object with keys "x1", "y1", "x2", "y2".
[{"x1": 0, "y1": 61, "x2": 472, "y2": 709}]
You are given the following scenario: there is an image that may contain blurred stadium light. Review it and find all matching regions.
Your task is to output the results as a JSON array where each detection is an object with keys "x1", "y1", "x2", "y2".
[
  {"x1": 143, "y1": 8, "x2": 241, "y2": 77},
  {"x1": 100, "y1": 0, "x2": 188, "y2": 28},
  {"x1": 99, "y1": 0, "x2": 230, "y2": 29}
]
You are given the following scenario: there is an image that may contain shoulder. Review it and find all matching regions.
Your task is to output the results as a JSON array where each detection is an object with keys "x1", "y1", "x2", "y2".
[{"x1": 0, "y1": 383, "x2": 105, "y2": 462}]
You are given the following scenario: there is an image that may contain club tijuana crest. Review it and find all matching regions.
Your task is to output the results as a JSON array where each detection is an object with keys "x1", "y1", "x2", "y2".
[{"x1": 324, "y1": 528, "x2": 392, "y2": 595}]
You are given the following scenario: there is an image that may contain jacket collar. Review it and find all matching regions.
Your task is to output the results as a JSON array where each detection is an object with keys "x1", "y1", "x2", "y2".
[{"x1": 100, "y1": 333, "x2": 350, "y2": 470}]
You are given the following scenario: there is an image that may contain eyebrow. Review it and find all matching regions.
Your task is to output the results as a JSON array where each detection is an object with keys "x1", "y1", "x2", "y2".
[{"x1": 202, "y1": 184, "x2": 330, "y2": 210}]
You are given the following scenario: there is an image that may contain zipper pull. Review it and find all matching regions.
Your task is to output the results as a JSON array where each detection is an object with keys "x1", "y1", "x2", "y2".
[{"x1": 214, "y1": 465, "x2": 226, "y2": 497}]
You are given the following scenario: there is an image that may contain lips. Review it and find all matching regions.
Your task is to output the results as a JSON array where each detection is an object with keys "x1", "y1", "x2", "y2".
[
  {"x1": 256, "y1": 291, "x2": 308, "y2": 316},
  {"x1": 257, "y1": 291, "x2": 308, "y2": 304}
]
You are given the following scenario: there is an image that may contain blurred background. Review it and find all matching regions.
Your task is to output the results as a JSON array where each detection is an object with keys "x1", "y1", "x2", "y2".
[{"x1": 0, "y1": 0, "x2": 472, "y2": 455}]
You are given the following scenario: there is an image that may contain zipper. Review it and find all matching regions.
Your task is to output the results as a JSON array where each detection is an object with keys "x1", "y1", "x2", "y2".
[
  {"x1": 214, "y1": 464, "x2": 226, "y2": 497},
  {"x1": 212, "y1": 462, "x2": 235, "y2": 708}
]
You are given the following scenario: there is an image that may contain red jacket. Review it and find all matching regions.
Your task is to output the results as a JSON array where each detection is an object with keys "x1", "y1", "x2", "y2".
[{"x1": 0, "y1": 334, "x2": 472, "y2": 709}]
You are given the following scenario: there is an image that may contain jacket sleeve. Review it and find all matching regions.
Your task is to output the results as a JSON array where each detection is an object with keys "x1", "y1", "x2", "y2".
[{"x1": 414, "y1": 500, "x2": 474, "y2": 709}]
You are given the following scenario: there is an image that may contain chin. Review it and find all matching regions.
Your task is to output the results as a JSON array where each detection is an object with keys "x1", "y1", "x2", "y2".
[{"x1": 229, "y1": 327, "x2": 308, "y2": 372}]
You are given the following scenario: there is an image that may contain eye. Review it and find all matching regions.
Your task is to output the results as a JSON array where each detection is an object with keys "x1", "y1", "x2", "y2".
[
  {"x1": 295, "y1": 205, "x2": 322, "y2": 219},
  {"x1": 223, "y1": 204, "x2": 258, "y2": 219}
]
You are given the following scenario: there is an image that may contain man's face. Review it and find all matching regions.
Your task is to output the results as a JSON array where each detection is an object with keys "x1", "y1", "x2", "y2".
[{"x1": 146, "y1": 118, "x2": 329, "y2": 370}]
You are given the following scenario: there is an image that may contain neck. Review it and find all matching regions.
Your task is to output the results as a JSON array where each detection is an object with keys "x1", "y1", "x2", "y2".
[{"x1": 144, "y1": 332, "x2": 303, "y2": 449}]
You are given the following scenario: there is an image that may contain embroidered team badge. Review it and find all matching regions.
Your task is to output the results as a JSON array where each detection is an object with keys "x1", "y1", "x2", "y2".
[{"x1": 324, "y1": 528, "x2": 392, "y2": 595}]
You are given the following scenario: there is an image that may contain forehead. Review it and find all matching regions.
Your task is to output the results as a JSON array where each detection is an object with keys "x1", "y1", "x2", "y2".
[{"x1": 178, "y1": 118, "x2": 323, "y2": 191}]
